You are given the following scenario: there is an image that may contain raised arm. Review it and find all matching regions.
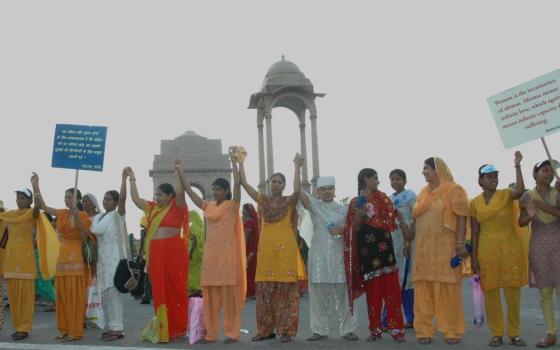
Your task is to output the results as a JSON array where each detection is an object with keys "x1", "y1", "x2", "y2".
[
  {"x1": 173, "y1": 160, "x2": 187, "y2": 208},
  {"x1": 118, "y1": 168, "x2": 127, "y2": 216},
  {"x1": 175, "y1": 159, "x2": 203, "y2": 209},
  {"x1": 299, "y1": 190, "x2": 311, "y2": 210},
  {"x1": 30, "y1": 172, "x2": 57, "y2": 216},
  {"x1": 239, "y1": 161, "x2": 259, "y2": 202},
  {"x1": 293, "y1": 153, "x2": 303, "y2": 195},
  {"x1": 510, "y1": 151, "x2": 526, "y2": 199},
  {"x1": 124, "y1": 167, "x2": 148, "y2": 210},
  {"x1": 229, "y1": 148, "x2": 241, "y2": 203}
]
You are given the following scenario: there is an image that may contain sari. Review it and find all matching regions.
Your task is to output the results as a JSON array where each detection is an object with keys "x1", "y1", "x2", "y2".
[
  {"x1": 140, "y1": 199, "x2": 189, "y2": 343},
  {"x1": 243, "y1": 204, "x2": 259, "y2": 298}
]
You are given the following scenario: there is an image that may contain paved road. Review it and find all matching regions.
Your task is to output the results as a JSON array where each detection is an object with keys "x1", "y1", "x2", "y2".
[{"x1": 0, "y1": 281, "x2": 551, "y2": 350}]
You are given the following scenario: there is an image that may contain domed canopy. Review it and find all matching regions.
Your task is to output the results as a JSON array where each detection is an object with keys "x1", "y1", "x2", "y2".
[{"x1": 261, "y1": 56, "x2": 313, "y2": 91}]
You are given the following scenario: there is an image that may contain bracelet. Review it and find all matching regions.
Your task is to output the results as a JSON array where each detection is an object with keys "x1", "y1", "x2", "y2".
[
  {"x1": 34, "y1": 192, "x2": 41, "y2": 195},
  {"x1": 514, "y1": 165, "x2": 521, "y2": 168}
]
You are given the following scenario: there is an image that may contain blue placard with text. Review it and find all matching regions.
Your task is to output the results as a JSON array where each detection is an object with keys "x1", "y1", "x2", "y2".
[{"x1": 51, "y1": 124, "x2": 107, "y2": 171}]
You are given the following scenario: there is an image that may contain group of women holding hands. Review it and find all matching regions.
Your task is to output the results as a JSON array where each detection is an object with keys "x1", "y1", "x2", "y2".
[{"x1": 0, "y1": 148, "x2": 559, "y2": 348}]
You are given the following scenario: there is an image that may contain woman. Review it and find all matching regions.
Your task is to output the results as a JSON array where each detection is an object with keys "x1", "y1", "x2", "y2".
[
  {"x1": 471, "y1": 152, "x2": 528, "y2": 347},
  {"x1": 125, "y1": 164, "x2": 190, "y2": 343},
  {"x1": 188, "y1": 210, "x2": 204, "y2": 297},
  {"x1": 240, "y1": 153, "x2": 305, "y2": 343},
  {"x1": 409, "y1": 157, "x2": 469, "y2": 345},
  {"x1": 343, "y1": 168, "x2": 405, "y2": 342},
  {"x1": 90, "y1": 169, "x2": 128, "y2": 341},
  {"x1": 177, "y1": 150, "x2": 246, "y2": 344},
  {"x1": 82, "y1": 194, "x2": 101, "y2": 218},
  {"x1": 31, "y1": 173, "x2": 91, "y2": 341},
  {"x1": 243, "y1": 203, "x2": 259, "y2": 299},
  {"x1": 519, "y1": 160, "x2": 560, "y2": 348}
]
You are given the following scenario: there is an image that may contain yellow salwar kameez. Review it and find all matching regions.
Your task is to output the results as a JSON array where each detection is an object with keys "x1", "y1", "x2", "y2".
[
  {"x1": 471, "y1": 189, "x2": 528, "y2": 338},
  {"x1": 412, "y1": 158, "x2": 469, "y2": 341}
]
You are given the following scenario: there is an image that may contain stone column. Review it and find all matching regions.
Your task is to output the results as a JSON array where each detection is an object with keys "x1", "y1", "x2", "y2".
[
  {"x1": 257, "y1": 109, "x2": 266, "y2": 193},
  {"x1": 298, "y1": 109, "x2": 310, "y2": 193},
  {"x1": 265, "y1": 111, "x2": 274, "y2": 179},
  {"x1": 310, "y1": 113, "x2": 320, "y2": 190}
]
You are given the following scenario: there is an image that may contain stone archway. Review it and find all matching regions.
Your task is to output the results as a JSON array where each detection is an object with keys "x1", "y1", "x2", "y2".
[
  {"x1": 248, "y1": 56, "x2": 324, "y2": 193},
  {"x1": 149, "y1": 131, "x2": 231, "y2": 200}
]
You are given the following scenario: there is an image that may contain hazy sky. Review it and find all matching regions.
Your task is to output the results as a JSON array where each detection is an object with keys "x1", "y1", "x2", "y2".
[{"x1": 2, "y1": 1, "x2": 560, "y2": 235}]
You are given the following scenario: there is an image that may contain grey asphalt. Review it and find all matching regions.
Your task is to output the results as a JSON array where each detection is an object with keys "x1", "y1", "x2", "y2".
[{"x1": 0, "y1": 281, "x2": 553, "y2": 350}]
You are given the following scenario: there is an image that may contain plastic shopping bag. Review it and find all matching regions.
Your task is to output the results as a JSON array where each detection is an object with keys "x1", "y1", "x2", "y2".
[
  {"x1": 85, "y1": 281, "x2": 105, "y2": 329},
  {"x1": 471, "y1": 274, "x2": 485, "y2": 327},
  {"x1": 188, "y1": 297, "x2": 206, "y2": 344}
]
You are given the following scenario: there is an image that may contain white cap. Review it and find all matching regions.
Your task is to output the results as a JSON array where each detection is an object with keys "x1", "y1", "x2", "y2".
[
  {"x1": 317, "y1": 176, "x2": 335, "y2": 188},
  {"x1": 15, "y1": 188, "x2": 32, "y2": 199}
]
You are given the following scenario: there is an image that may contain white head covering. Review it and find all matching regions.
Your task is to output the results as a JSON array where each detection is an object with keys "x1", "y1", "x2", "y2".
[
  {"x1": 317, "y1": 176, "x2": 335, "y2": 189},
  {"x1": 83, "y1": 193, "x2": 101, "y2": 213}
]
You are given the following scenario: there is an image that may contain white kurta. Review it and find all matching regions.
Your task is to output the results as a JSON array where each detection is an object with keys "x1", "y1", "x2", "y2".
[
  {"x1": 303, "y1": 192, "x2": 357, "y2": 336},
  {"x1": 91, "y1": 210, "x2": 126, "y2": 332},
  {"x1": 91, "y1": 211, "x2": 126, "y2": 291},
  {"x1": 305, "y1": 193, "x2": 347, "y2": 283}
]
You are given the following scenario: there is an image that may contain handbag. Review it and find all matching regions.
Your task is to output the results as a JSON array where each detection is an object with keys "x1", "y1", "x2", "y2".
[
  {"x1": 113, "y1": 220, "x2": 140, "y2": 293},
  {"x1": 82, "y1": 237, "x2": 98, "y2": 264}
]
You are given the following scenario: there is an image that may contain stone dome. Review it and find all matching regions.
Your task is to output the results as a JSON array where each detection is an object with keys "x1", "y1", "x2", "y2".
[{"x1": 261, "y1": 57, "x2": 313, "y2": 90}]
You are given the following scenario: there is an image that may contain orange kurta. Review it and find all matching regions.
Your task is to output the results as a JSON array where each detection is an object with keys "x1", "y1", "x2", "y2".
[{"x1": 55, "y1": 209, "x2": 90, "y2": 339}]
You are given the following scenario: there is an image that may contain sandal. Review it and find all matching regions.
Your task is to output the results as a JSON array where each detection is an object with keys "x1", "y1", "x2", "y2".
[
  {"x1": 394, "y1": 335, "x2": 406, "y2": 343},
  {"x1": 418, "y1": 337, "x2": 432, "y2": 345},
  {"x1": 366, "y1": 334, "x2": 381, "y2": 342},
  {"x1": 510, "y1": 336, "x2": 526, "y2": 346},
  {"x1": 224, "y1": 337, "x2": 238, "y2": 344},
  {"x1": 405, "y1": 322, "x2": 414, "y2": 329},
  {"x1": 279, "y1": 335, "x2": 292, "y2": 342},
  {"x1": 342, "y1": 332, "x2": 359, "y2": 341},
  {"x1": 61, "y1": 336, "x2": 80, "y2": 342},
  {"x1": 54, "y1": 334, "x2": 68, "y2": 341},
  {"x1": 251, "y1": 333, "x2": 275, "y2": 341},
  {"x1": 307, "y1": 333, "x2": 327, "y2": 341},
  {"x1": 445, "y1": 338, "x2": 461, "y2": 345},
  {"x1": 102, "y1": 332, "x2": 124, "y2": 341},
  {"x1": 489, "y1": 336, "x2": 503, "y2": 347},
  {"x1": 537, "y1": 334, "x2": 556, "y2": 348},
  {"x1": 11, "y1": 332, "x2": 28, "y2": 341}
]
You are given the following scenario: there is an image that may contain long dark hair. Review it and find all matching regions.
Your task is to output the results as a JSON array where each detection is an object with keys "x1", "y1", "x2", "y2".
[
  {"x1": 65, "y1": 188, "x2": 84, "y2": 211},
  {"x1": 212, "y1": 178, "x2": 232, "y2": 200},
  {"x1": 357, "y1": 168, "x2": 377, "y2": 195}
]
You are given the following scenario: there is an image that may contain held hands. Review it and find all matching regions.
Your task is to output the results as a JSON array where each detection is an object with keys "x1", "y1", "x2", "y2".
[
  {"x1": 328, "y1": 225, "x2": 343, "y2": 236},
  {"x1": 514, "y1": 151, "x2": 523, "y2": 166},
  {"x1": 294, "y1": 153, "x2": 304, "y2": 168},
  {"x1": 471, "y1": 257, "x2": 480, "y2": 275},
  {"x1": 124, "y1": 167, "x2": 135, "y2": 180},
  {"x1": 403, "y1": 243, "x2": 411, "y2": 258},
  {"x1": 228, "y1": 146, "x2": 238, "y2": 162},
  {"x1": 30, "y1": 172, "x2": 39, "y2": 185},
  {"x1": 174, "y1": 159, "x2": 185, "y2": 176}
]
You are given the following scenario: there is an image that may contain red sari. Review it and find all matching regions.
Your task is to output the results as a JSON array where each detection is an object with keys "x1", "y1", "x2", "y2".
[{"x1": 243, "y1": 204, "x2": 259, "y2": 298}]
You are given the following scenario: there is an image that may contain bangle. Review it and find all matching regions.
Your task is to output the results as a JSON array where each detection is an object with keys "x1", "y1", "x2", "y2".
[
  {"x1": 34, "y1": 192, "x2": 41, "y2": 195},
  {"x1": 514, "y1": 165, "x2": 521, "y2": 168}
]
